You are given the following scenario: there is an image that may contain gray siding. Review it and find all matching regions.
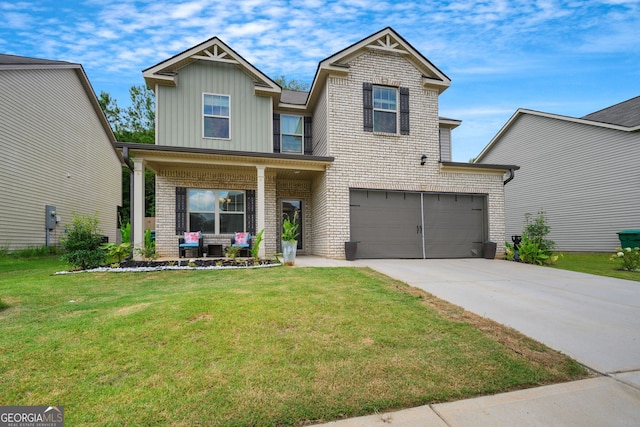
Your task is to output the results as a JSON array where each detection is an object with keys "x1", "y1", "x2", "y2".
[
  {"x1": 439, "y1": 127, "x2": 452, "y2": 161},
  {"x1": 0, "y1": 68, "x2": 122, "y2": 250},
  {"x1": 479, "y1": 113, "x2": 640, "y2": 252},
  {"x1": 157, "y1": 61, "x2": 272, "y2": 152}
]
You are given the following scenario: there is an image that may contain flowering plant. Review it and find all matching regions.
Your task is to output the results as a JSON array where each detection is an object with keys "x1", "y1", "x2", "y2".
[{"x1": 610, "y1": 247, "x2": 640, "y2": 271}]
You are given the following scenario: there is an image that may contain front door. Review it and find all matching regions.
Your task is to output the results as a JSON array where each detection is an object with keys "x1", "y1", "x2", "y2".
[{"x1": 282, "y1": 199, "x2": 303, "y2": 250}]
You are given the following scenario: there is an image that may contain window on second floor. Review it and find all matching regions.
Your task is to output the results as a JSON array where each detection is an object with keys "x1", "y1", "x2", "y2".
[
  {"x1": 373, "y1": 87, "x2": 397, "y2": 133},
  {"x1": 281, "y1": 115, "x2": 303, "y2": 153},
  {"x1": 363, "y1": 83, "x2": 409, "y2": 135},
  {"x1": 203, "y1": 94, "x2": 230, "y2": 139}
]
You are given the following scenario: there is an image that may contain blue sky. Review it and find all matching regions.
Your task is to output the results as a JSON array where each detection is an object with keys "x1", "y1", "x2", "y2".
[{"x1": 1, "y1": 0, "x2": 638, "y2": 161}]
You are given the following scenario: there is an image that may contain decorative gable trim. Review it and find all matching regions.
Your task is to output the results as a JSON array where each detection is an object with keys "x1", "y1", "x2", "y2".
[
  {"x1": 143, "y1": 37, "x2": 280, "y2": 97},
  {"x1": 315, "y1": 27, "x2": 450, "y2": 92}
]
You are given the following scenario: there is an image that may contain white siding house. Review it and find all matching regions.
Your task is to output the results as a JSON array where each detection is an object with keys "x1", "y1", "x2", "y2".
[
  {"x1": 475, "y1": 96, "x2": 640, "y2": 252},
  {"x1": 0, "y1": 54, "x2": 122, "y2": 251}
]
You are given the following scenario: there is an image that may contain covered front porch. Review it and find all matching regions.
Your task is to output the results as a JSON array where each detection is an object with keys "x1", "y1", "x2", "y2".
[{"x1": 116, "y1": 143, "x2": 333, "y2": 260}]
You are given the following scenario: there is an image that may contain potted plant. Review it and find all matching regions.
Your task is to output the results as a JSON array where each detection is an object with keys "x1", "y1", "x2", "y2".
[{"x1": 281, "y1": 211, "x2": 299, "y2": 266}]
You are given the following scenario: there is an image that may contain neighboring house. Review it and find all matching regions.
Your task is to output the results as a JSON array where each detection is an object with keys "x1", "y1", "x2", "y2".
[
  {"x1": 118, "y1": 27, "x2": 517, "y2": 260},
  {"x1": 475, "y1": 96, "x2": 640, "y2": 252},
  {"x1": 0, "y1": 54, "x2": 123, "y2": 251}
]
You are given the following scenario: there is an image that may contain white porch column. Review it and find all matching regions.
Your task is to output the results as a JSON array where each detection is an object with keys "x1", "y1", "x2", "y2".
[
  {"x1": 132, "y1": 158, "x2": 145, "y2": 260},
  {"x1": 256, "y1": 165, "x2": 266, "y2": 258}
]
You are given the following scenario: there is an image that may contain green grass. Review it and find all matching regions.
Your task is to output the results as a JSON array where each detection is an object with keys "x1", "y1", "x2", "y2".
[
  {"x1": 550, "y1": 253, "x2": 640, "y2": 282},
  {"x1": 0, "y1": 257, "x2": 588, "y2": 426}
]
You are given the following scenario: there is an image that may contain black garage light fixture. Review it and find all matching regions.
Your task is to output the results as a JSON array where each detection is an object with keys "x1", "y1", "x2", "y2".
[{"x1": 420, "y1": 154, "x2": 427, "y2": 165}]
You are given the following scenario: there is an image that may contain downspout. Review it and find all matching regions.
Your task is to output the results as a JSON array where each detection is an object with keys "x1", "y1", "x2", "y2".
[
  {"x1": 503, "y1": 168, "x2": 515, "y2": 186},
  {"x1": 122, "y1": 146, "x2": 135, "y2": 248}
]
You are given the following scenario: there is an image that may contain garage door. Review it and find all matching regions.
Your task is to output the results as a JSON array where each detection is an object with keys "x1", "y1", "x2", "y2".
[
  {"x1": 350, "y1": 190, "x2": 486, "y2": 259},
  {"x1": 423, "y1": 193, "x2": 485, "y2": 258}
]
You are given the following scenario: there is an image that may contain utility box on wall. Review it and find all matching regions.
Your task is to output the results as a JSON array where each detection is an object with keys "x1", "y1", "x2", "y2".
[{"x1": 45, "y1": 205, "x2": 57, "y2": 230}]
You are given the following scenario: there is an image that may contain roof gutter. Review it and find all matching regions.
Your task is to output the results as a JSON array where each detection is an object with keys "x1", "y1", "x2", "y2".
[{"x1": 503, "y1": 168, "x2": 515, "y2": 186}]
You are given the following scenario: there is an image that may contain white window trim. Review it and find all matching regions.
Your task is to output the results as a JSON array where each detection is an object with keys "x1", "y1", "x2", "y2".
[
  {"x1": 280, "y1": 114, "x2": 304, "y2": 154},
  {"x1": 373, "y1": 86, "x2": 398, "y2": 134},
  {"x1": 188, "y1": 189, "x2": 245, "y2": 234},
  {"x1": 202, "y1": 93, "x2": 231, "y2": 140}
]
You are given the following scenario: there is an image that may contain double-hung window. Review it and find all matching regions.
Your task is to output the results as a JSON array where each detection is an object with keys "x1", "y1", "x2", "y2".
[
  {"x1": 363, "y1": 83, "x2": 409, "y2": 135},
  {"x1": 188, "y1": 189, "x2": 244, "y2": 234},
  {"x1": 373, "y1": 86, "x2": 397, "y2": 133},
  {"x1": 203, "y1": 94, "x2": 230, "y2": 139},
  {"x1": 281, "y1": 115, "x2": 303, "y2": 153}
]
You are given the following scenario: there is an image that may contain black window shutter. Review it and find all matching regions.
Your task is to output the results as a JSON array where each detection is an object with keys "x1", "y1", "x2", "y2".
[
  {"x1": 176, "y1": 187, "x2": 187, "y2": 235},
  {"x1": 273, "y1": 113, "x2": 280, "y2": 153},
  {"x1": 363, "y1": 82, "x2": 373, "y2": 132},
  {"x1": 399, "y1": 87, "x2": 410, "y2": 135},
  {"x1": 304, "y1": 116, "x2": 313, "y2": 155},
  {"x1": 245, "y1": 190, "x2": 256, "y2": 235}
]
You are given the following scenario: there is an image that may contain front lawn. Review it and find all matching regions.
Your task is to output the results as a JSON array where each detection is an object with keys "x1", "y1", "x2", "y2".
[
  {"x1": 0, "y1": 257, "x2": 589, "y2": 426},
  {"x1": 551, "y1": 252, "x2": 640, "y2": 282}
]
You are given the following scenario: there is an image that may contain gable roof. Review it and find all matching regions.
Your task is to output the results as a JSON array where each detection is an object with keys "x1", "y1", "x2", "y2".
[
  {"x1": 475, "y1": 100, "x2": 640, "y2": 162},
  {"x1": 581, "y1": 95, "x2": 640, "y2": 128},
  {"x1": 142, "y1": 36, "x2": 281, "y2": 98},
  {"x1": 0, "y1": 53, "x2": 76, "y2": 68},
  {"x1": 144, "y1": 28, "x2": 451, "y2": 112},
  {"x1": 0, "y1": 53, "x2": 122, "y2": 163},
  {"x1": 306, "y1": 27, "x2": 450, "y2": 109}
]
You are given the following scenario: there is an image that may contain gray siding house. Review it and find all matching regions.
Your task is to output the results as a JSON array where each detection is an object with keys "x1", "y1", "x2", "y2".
[
  {"x1": 0, "y1": 54, "x2": 123, "y2": 251},
  {"x1": 119, "y1": 27, "x2": 518, "y2": 260},
  {"x1": 475, "y1": 96, "x2": 640, "y2": 252}
]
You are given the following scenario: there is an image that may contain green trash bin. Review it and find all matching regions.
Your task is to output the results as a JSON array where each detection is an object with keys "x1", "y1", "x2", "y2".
[{"x1": 617, "y1": 230, "x2": 640, "y2": 248}]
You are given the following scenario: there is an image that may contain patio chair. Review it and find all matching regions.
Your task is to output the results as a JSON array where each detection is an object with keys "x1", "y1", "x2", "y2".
[
  {"x1": 230, "y1": 232, "x2": 251, "y2": 257},
  {"x1": 179, "y1": 231, "x2": 204, "y2": 258}
]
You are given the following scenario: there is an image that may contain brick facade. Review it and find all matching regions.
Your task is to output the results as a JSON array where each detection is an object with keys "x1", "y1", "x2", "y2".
[{"x1": 310, "y1": 50, "x2": 507, "y2": 258}]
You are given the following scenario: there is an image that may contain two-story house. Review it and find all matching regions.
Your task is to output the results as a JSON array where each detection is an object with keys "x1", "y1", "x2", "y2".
[
  {"x1": 0, "y1": 54, "x2": 122, "y2": 251},
  {"x1": 117, "y1": 27, "x2": 518, "y2": 260},
  {"x1": 476, "y1": 96, "x2": 640, "y2": 252}
]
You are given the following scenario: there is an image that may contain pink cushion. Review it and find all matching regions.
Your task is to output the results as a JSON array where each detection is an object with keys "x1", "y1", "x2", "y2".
[
  {"x1": 184, "y1": 231, "x2": 201, "y2": 244},
  {"x1": 234, "y1": 232, "x2": 250, "y2": 245}
]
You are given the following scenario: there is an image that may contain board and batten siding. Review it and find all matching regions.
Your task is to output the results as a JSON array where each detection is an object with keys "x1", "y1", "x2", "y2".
[
  {"x1": 0, "y1": 68, "x2": 122, "y2": 250},
  {"x1": 156, "y1": 61, "x2": 272, "y2": 152},
  {"x1": 479, "y1": 113, "x2": 640, "y2": 252}
]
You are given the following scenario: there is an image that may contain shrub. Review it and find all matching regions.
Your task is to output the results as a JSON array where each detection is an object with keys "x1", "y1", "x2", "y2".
[
  {"x1": 523, "y1": 210, "x2": 555, "y2": 254},
  {"x1": 60, "y1": 213, "x2": 106, "y2": 270},
  {"x1": 250, "y1": 229, "x2": 264, "y2": 259},
  {"x1": 135, "y1": 229, "x2": 157, "y2": 260},
  {"x1": 507, "y1": 210, "x2": 559, "y2": 266},
  {"x1": 101, "y1": 242, "x2": 131, "y2": 263},
  {"x1": 610, "y1": 247, "x2": 640, "y2": 271}
]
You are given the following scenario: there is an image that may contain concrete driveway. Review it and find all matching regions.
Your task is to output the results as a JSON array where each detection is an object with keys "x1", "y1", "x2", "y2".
[{"x1": 352, "y1": 258, "x2": 640, "y2": 376}]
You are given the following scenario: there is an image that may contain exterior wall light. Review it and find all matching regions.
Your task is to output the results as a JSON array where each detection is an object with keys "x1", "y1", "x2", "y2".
[{"x1": 420, "y1": 154, "x2": 427, "y2": 165}]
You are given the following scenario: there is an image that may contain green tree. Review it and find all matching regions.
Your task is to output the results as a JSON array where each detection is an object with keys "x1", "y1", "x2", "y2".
[
  {"x1": 273, "y1": 74, "x2": 310, "y2": 91},
  {"x1": 99, "y1": 85, "x2": 156, "y2": 224}
]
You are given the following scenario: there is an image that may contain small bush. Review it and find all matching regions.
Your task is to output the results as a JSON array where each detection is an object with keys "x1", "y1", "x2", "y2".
[
  {"x1": 135, "y1": 229, "x2": 157, "y2": 260},
  {"x1": 60, "y1": 213, "x2": 106, "y2": 270},
  {"x1": 523, "y1": 210, "x2": 555, "y2": 254},
  {"x1": 507, "y1": 210, "x2": 558, "y2": 266},
  {"x1": 610, "y1": 247, "x2": 640, "y2": 271}
]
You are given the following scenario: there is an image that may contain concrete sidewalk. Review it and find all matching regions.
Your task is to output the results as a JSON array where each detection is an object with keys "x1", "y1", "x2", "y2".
[{"x1": 295, "y1": 256, "x2": 640, "y2": 426}]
